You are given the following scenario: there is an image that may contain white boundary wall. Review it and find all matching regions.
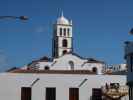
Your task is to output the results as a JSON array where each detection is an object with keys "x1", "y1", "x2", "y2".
[{"x1": 0, "y1": 73, "x2": 128, "y2": 100}]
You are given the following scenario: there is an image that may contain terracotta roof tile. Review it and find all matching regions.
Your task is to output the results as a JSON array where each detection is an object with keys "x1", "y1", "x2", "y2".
[{"x1": 9, "y1": 69, "x2": 96, "y2": 74}]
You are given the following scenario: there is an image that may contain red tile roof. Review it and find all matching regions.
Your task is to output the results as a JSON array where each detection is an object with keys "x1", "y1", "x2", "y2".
[{"x1": 9, "y1": 69, "x2": 96, "y2": 74}]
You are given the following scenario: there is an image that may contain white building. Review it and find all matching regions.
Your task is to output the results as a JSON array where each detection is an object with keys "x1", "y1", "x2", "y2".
[
  {"x1": 21, "y1": 12, "x2": 105, "y2": 75},
  {"x1": 104, "y1": 64, "x2": 127, "y2": 74},
  {"x1": 0, "y1": 13, "x2": 128, "y2": 100}
]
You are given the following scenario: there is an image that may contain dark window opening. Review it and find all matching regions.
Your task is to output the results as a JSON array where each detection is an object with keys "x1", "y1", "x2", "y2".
[
  {"x1": 129, "y1": 87, "x2": 133, "y2": 100},
  {"x1": 69, "y1": 88, "x2": 79, "y2": 100},
  {"x1": 92, "y1": 88, "x2": 102, "y2": 100},
  {"x1": 46, "y1": 87, "x2": 56, "y2": 100},
  {"x1": 45, "y1": 66, "x2": 50, "y2": 70},
  {"x1": 60, "y1": 28, "x2": 62, "y2": 36},
  {"x1": 62, "y1": 39, "x2": 68, "y2": 47},
  {"x1": 64, "y1": 28, "x2": 66, "y2": 36},
  {"x1": 67, "y1": 28, "x2": 70, "y2": 36},
  {"x1": 21, "y1": 87, "x2": 31, "y2": 100},
  {"x1": 69, "y1": 61, "x2": 74, "y2": 70},
  {"x1": 63, "y1": 50, "x2": 67, "y2": 55},
  {"x1": 27, "y1": 67, "x2": 30, "y2": 70},
  {"x1": 130, "y1": 56, "x2": 133, "y2": 72},
  {"x1": 92, "y1": 67, "x2": 97, "y2": 73}
]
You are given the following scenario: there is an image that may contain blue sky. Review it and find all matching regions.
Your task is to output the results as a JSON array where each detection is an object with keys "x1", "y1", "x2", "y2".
[{"x1": 0, "y1": 0, "x2": 133, "y2": 71}]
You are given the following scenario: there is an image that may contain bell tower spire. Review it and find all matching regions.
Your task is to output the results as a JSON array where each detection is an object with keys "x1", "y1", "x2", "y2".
[
  {"x1": 52, "y1": 13, "x2": 73, "y2": 58},
  {"x1": 61, "y1": 11, "x2": 64, "y2": 17}
]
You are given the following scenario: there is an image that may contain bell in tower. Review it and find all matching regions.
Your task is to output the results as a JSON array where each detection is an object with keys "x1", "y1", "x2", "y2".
[{"x1": 52, "y1": 12, "x2": 73, "y2": 58}]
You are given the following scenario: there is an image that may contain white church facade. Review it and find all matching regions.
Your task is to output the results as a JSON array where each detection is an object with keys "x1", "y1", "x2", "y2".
[
  {"x1": 22, "y1": 12, "x2": 105, "y2": 75},
  {"x1": 0, "y1": 13, "x2": 129, "y2": 100}
]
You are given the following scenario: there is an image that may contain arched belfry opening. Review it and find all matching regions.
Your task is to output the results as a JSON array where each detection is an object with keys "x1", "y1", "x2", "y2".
[
  {"x1": 62, "y1": 39, "x2": 68, "y2": 47},
  {"x1": 52, "y1": 12, "x2": 73, "y2": 58},
  {"x1": 92, "y1": 67, "x2": 97, "y2": 73},
  {"x1": 63, "y1": 50, "x2": 67, "y2": 55}
]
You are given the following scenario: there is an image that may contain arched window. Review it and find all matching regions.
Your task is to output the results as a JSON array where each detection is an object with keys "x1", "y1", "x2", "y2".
[
  {"x1": 44, "y1": 66, "x2": 50, "y2": 70},
  {"x1": 92, "y1": 67, "x2": 97, "y2": 73},
  {"x1": 64, "y1": 28, "x2": 66, "y2": 36},
  {"x1": 69, "y1": 61, "x2": 74, "y2": 70},
  {"x1": 63, "y1": 50, "x2": 67, "y2": 55},
  {"x1": 60, "y1": 28, "x2": 62, "y2": 36},
  {"x1": 62, "y1": 39, "x2": 68, "y2": 47},
  {"x1": 67, "y1": 28, "x2": 70, "y2": 36}
]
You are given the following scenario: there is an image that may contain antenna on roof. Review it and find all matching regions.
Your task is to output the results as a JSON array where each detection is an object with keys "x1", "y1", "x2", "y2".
[
  {"x1": 58, "y1": 8, "x2": 64, "y2": 17},
  {"x1": 61, "y1": 10, "x2": 64, "y2": 17}
]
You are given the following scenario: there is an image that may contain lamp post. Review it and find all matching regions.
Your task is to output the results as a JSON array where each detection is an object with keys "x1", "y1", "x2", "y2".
[{"x1": 0, "y1": 16, "x2": 28, "y2": 21}]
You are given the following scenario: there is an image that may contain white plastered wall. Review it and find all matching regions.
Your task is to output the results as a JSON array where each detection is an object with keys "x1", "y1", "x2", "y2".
[{"x1": 0, "y1": 73, "x2": 128, "y2": 100}]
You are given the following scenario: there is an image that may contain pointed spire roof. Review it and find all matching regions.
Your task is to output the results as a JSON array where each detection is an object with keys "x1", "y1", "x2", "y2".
[
  {"x1": 56, "y1": 11, "x2": 69, "y2": 25},
  {"x1": 61, "y1": 11, "x2": 64, "y2": 17}
]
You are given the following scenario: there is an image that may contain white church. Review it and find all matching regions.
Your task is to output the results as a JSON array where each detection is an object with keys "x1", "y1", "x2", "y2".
[{"x1": 0, "y1": 13, "x2": 129, "y2": 100}]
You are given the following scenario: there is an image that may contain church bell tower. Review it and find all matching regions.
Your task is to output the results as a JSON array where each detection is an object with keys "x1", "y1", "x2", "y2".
[{"x1": 52, "y1": 12, "x2": 73, "y2": 58}]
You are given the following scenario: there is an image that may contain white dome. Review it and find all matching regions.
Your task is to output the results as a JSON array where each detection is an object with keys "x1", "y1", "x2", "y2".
[{"x1": 57, "y1": 14, "x2": 69, "y2": 25}]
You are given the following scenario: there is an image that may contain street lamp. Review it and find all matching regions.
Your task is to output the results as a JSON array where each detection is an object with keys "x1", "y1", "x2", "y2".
[{"x1": 0, "y1": 16, "x2": 28, "y2": 21}]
